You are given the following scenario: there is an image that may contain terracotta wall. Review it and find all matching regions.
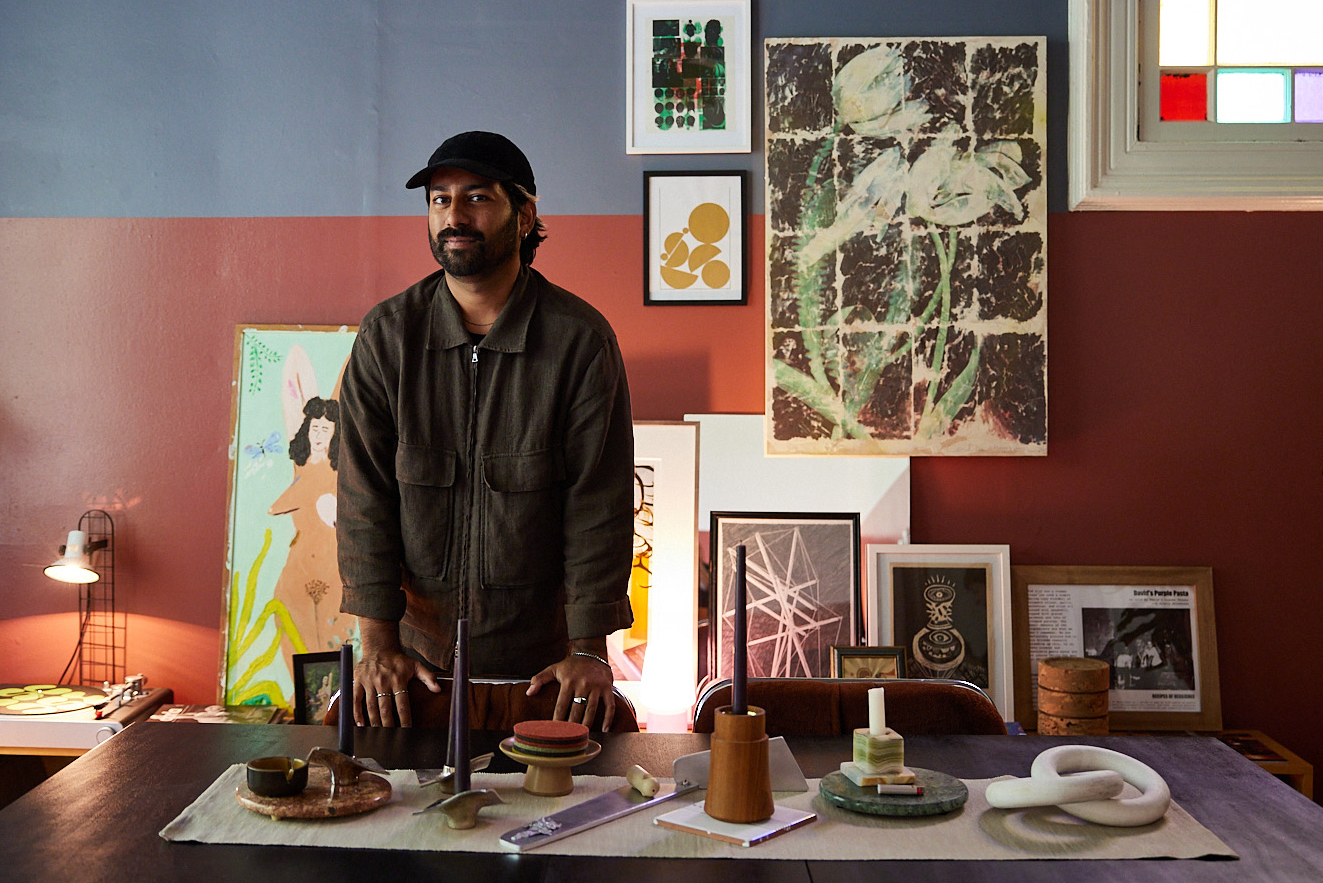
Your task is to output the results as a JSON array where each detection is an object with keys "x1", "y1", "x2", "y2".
[{"x1": 3, "y1": 210, "x2": 1321, "y2": 790}]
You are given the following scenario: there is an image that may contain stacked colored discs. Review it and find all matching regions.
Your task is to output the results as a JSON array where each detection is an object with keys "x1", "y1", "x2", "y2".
[{"x1": 511, "y1": 720, "x2": 589, "y2": 757}]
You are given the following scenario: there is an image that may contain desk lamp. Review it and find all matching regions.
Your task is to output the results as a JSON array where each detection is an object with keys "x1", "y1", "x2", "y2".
[{"x1": 44, "y1": 509, "x2": 124, "y2": 687}]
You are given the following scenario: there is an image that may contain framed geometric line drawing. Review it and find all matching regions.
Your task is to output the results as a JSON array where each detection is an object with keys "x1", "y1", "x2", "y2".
[
  {"x1": 867, "y1": 543, "x2": 1013, "y2": 720},
  {"x1": 711, "y1": 511, "x2": 860, "y2": 681},
  {"x1": 220, "y1": 324, "x2": 358, "y2": 709},
  {"x1": 765, "y1": 36, "x2": 1047, "y2": 455},
  {"x1": 644, "y1": 170, "x2": 748, "y2": 305},
  {"x1": 626, "y1": 0, "x2": 751, "y2": 153}
]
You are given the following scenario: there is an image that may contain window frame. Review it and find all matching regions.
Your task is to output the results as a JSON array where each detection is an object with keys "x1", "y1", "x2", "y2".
[{"x1": 1069, "y1": 0, "x2": 1323, "y2": 210}]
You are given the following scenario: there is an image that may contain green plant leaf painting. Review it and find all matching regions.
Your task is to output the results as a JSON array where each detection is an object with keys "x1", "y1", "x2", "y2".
[{"x1": 765, "y1": 38, "x2": 1047, "y2": 455}]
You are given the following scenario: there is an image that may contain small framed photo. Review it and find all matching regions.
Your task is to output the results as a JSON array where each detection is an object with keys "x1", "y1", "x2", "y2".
[
  {"x1": 292, "y1": 650, "x2": 341, "y2": 725},
  {"x1": 711, "y1": 511, "x2": 860, "y2": 680},
  {"x1": 626, "y1": 0, "x2": 751, "y2": 154},
  {"x1": 867, "y1": 544, "x2": 1012, "y2": 720},
  {"x1": 644, "y1": 170, "x2": 747, "y2": 305},
  {"x1": 1011, "y1": 565, "x2": 1222, "y2": 732},
  {"x1": 832, "y1": 645, "x2": 907, "y2": 679}
]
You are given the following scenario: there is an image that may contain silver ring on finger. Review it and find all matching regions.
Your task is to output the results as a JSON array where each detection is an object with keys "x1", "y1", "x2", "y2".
[
  {"x1": 376, "y1": 692, "x2": 390, "y2": 698},
  {"x1": 572, "y1": 696, "x2": 587, "y2": 705}
]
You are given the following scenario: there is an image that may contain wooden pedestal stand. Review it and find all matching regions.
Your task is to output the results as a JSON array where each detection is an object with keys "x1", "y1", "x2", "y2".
[{"x1": 704, "y1": 705, "x2": 774, "y2": 823}]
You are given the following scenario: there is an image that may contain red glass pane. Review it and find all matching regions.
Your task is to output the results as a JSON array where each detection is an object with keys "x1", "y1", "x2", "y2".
[{"x1": 1160, "y1": 72, "x2": 1208, "y2": 120}]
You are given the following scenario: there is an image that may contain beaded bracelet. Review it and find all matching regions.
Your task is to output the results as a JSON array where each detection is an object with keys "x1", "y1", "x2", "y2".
[{"x1": 571, "y1": 650, "x2": 611, "y2": 669}]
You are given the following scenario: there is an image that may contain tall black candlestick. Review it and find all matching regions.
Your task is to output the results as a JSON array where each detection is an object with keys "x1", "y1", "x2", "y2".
[
  {"x1": 732, "y1": 544, "x2": 747, "y2": 715},
  {"x1": 338, "y1": 643, "x2": 353, "y2": 755},
  {"x1": 453, "y1": 618, "x2": 471, "y2": 793}
]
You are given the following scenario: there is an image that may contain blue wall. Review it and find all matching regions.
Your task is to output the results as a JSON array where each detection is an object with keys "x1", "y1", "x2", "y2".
[{"x1": 1, "y1": 0, "x2": 1068, "y2": 218}]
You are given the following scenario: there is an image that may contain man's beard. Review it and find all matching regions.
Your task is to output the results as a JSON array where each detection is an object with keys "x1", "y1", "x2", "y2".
[{"x1": 430, "y1": 209, "x2": 521, "y2": 277}]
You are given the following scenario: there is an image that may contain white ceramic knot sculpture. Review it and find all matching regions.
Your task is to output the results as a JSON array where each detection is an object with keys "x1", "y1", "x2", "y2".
[{"x1": 985, "y1": 745, "x2": 1171, "y2": 827}]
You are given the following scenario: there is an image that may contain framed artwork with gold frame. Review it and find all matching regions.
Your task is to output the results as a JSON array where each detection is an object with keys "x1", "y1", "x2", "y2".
[{"x1": 831, "y1": 645, "x2": 907, "y2": 679}]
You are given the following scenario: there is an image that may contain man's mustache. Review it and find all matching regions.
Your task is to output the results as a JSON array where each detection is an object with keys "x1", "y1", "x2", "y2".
[{"x1": 437, "y1": 226, "x2": 484, "y2": 242}]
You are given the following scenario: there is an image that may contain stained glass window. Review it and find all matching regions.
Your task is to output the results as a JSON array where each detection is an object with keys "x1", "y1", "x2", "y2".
[{"x1": 1160, "y1": 0, "x2": 1323, "y2": 124}]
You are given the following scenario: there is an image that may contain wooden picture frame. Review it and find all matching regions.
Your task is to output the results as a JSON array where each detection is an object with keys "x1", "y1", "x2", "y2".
[
  {"x1": 220, "y1": 325, "x2": 358, "y2": 708},
  {"x1": 626, "y1": 0, "x2": 751, "y2": 154},
  {"x1": 1011, "y1": 565, "x2": 1222, "y2": 732},
  {"x1": 866, "y1": 544, "x2": 1013, "y2": 720},
  {"x1": 711, "y1": 511, "x2": 860, "y2": 680},
  {"x1": 831, "y1": 645, "x2": 907, "y2": 679},
  {"x1": 292, "y1": 650, "x2": 341, "y2": 725},
  {"x1": 644, "y1": 170, "x2": 748, "y2": 305}
]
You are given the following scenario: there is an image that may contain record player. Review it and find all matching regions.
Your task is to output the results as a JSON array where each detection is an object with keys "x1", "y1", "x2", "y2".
[{"x1": 0, "y1": 675, "x2": 173, "y2": 755}]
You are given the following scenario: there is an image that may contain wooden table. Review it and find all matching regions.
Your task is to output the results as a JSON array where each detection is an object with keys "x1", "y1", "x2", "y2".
[{"x1": 1, "y1": 721, "x2": 1320, "y2": 882}]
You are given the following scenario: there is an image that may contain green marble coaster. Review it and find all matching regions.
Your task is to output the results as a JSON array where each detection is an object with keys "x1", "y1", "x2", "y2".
[{"x1": 819, "y1": 768, "x2": 968, "y2": 817}]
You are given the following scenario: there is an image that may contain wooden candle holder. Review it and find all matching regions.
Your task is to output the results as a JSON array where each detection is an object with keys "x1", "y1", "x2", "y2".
[{"x1": 704, "y1": 705, "x2": 774, "y2": 824}]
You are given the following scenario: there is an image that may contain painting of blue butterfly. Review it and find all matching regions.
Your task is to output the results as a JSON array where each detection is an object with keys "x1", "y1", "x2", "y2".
[{"x1": 244, "y1": 430, "x2": 284, "y2": 460}]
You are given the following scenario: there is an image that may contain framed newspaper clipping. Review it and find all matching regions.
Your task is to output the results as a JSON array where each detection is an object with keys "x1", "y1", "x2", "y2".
[{"x1": 1011, "y1": 565, "x2": 1222, "y2": 731}]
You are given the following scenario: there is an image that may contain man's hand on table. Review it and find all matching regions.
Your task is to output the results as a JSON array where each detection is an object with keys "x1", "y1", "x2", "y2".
[
  {"x1": 354, "y1": 616, "x2": 441, "y2": 727},
  {"x1": 527, "y1": 642, "x2": 616, "y2": 731}
]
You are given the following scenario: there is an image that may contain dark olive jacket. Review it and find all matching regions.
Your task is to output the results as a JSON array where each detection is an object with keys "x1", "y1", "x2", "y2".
[{"x1": 337, "y1": 266, "x2": 634, "y2": 675}]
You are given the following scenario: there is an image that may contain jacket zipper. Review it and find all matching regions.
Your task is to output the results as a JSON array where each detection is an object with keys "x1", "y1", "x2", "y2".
[{"x1": 462, "y1": 342, "x2": 481, "y2": 628}]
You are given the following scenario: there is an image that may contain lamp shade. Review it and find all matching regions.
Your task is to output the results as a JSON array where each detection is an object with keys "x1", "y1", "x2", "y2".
[{"x1": 45, "y1": 530, "x2": 100, "y2": 584}]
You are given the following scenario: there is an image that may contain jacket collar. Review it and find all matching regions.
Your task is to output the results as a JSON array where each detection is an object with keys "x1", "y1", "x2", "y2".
[{"x1": 426, "y1": 265, "x2": 536, "y2": 353}]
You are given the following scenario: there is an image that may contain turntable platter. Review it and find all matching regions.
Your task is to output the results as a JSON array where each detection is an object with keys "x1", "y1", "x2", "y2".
[{"x1": 0, "y1": 684, "x2": 106, "y2": 718}]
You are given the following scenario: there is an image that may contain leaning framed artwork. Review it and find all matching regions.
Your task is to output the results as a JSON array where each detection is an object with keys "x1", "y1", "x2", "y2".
[
  {"x1": 711, "y1": 511, "x2": 860, "y2": 681},
  {"x1": 609, "y1": 421, "x2": 700, "y2": 730},
  {"x1": 1011, "y1": 565, "x2": 1222, "y2": 732},
  {"x1": 292, "y1": 650, "x2": 341, "y2": 725},
  {"x1": 867, "y1": 544, "x2": 1013, "y2": 720},
  {"x1": 832, "y1": 645, "x2": 907, "y2": 679},
  {"x1": 644, "y1": 170, "x2": 748, "y2": 305},
  {"x1": 626, "y1": 0, "x2": 751, "y2": 153},
  {"x1": 220, "y1": 324, "x2": 358, "y2": 709}
]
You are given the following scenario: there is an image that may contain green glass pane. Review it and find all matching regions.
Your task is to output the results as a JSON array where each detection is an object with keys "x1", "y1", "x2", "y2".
[
  {"x1": 1216, "y1": 70, "x2": 1290, "y2": 122},
  {"x1": 1218, "y1": 0, "x2": 1323, "y2": 65},
  {"x1": 1160, "y1": 0, "x2": 1212, "y2": 66}
]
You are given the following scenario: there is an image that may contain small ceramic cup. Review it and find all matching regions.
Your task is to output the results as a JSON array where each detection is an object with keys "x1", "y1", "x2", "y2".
[{"x1": 246, "y1": 756, "x2": 309, "y2": 797}]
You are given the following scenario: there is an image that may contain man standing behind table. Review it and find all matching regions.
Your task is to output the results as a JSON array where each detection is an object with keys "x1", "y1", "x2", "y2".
[{"x1": 337, "y1": 131, "x2": 634, "y2": 731}]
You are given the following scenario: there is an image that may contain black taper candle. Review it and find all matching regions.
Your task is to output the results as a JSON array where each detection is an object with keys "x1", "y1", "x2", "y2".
[
  {"x1": 453, "y1": 618, "x2": 471, "y2": 793},
  {"x1": 338, "y1": 643, "x2": 353, "y2": 755},
  {"x1": 732, "y1": 544, "x2": 747, "y2": 715}
]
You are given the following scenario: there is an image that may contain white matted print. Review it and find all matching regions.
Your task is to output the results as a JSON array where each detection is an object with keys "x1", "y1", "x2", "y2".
[
  {"x1": 626, "y1": 0, "x2": 751, "y2": 153},
  {"x1": 867, "y1": 544, "x2": 1012, "y2": 720},
  {"x1": 645, "y1": 171, "x2": 748, "y2": 304},
  {"x1": 608, "y1": 421, "x2": 700, "y2": 729}
]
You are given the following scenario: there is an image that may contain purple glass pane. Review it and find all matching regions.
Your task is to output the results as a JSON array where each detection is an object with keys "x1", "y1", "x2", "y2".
[{"x1": 1295, "y1": 70, "x2": 1323, "y2": 123}]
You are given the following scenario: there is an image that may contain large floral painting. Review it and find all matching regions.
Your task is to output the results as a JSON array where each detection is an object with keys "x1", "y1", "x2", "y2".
[{"x1": 765, "y1": 37, "x2": 1047, "y2": 455}]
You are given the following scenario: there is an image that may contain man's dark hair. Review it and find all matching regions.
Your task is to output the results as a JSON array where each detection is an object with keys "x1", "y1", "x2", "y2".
[{"x1": 501, "y1": 181, "x2": 547, "y2": 265}]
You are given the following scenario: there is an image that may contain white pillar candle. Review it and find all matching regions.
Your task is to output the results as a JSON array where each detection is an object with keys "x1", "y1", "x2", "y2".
[{"x1": 868, "y1": 686, "x2": 886, "y2": 736}]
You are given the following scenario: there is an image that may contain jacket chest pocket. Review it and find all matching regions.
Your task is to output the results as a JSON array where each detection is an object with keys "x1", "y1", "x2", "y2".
[
  {"x1": 395, "y1": 443, "x2": 456, "y2": 579},
  {"x1": 482, "y1": 449, "x2": 564, "y2": 587}
]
